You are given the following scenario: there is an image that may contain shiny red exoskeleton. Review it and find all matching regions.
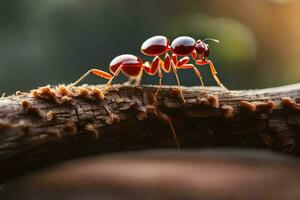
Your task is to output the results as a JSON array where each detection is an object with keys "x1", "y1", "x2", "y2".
[{"x1": 140, "y1": 35, "x2": 227, "y2": 96}]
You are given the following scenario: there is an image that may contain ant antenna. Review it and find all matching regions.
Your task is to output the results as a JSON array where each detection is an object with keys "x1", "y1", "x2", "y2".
[{"x1": 203, "y1": 38, "x2": 220, "y2": 44}]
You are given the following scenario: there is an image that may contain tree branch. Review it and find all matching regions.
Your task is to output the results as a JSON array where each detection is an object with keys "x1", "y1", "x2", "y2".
[{"x1": 0, "y1": 83, "x2": 300, "y2": 183}]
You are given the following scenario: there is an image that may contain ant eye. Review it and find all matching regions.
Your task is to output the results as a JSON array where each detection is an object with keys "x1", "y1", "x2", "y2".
[{"x1": 195, "y1": 40, "x2": 205, "y2": 54}]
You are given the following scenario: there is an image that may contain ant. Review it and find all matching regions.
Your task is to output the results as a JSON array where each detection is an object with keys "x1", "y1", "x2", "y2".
[
  {"x1": 70, "y1": 35, "x2": 227, "y2": 101},
  {"x1": 140, "y1": 35, "x2": 228, "y2": 99}
]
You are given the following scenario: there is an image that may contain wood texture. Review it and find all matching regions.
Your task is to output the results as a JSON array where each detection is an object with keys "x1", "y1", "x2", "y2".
[{"x1": 0, "y1": 83, "x2": 300, "y2": 183}]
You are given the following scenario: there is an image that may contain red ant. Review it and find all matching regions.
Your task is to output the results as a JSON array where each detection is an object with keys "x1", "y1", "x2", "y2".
[
  {"x1": 140, "y1": 35, "x2": 228, "y2": 99},
  {"x1": 70, "y1": 35, "x2": 227, "y2": 101}
]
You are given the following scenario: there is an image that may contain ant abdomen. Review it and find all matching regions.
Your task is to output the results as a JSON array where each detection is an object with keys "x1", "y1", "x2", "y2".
[
  {"x1": 141, "y1": 35, "x2": 169, "y2": 56},
  {"x1": 109, "y1": 54, "x2": 143, "y2": 77}
]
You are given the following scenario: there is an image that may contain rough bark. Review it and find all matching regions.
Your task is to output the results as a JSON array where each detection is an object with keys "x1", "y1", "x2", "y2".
[{"x1": 0, "y1": 83, "x2": 300, "y2": 183}]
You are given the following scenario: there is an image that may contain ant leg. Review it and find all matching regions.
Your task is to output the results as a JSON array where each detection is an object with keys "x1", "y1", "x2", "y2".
[
  {"x1": 104, "y1": 66, "x2": 122, "y2": 89},
  {"x1": 169, "y1": 54, "x2": 185, "y2": 101},
  {"x1": 176, "y1": 56, "x2": 190, "y2": 67},
  {"x1": 123, "y1": 77, "x2": 134, "y2": 85},
  {"x1": 143, "y1": 61, "x2": 152, "y2": 76},
  {"x1": 170, "y1": 59, "x2": 185, "y2": 102},
  {"x1": 171, "y1": 53, "x2": 178, "y2": 65},
  {"x1": 69, "y1": 68, "x2": 113, "y2": 87},
  {"x1": 134, "y1": 69, "x2": 143, "y2": 86},
  {"x1": 159, "y1": 55, "x2": 185, "y2": 101},
  {"x1": 176, "y1": 56, "x2": 205, "y2": 89},
  {"x1": 151, "y1": 56, "x2": 160, "y2": 74},
  {"x1": 178, "y1": 64, "x2": 205, "y2": 89},
  {"x1": 206, "y1": 60, "x2": 228, "y2": 90},
  {"x1": 144, "y1": 57, "x2": 160, "y2": 75},
  {"x1": 196, "y1": 60, "x2": 228, "y2": 90},
  {"x1": 161, "y1": 53, "x2": 171, "y2": 73},
  {"x1": 155, "y1": 67, "x2": 163, "y2": 96},
  {"x1": 193, "y1": 66, "x2": 205, "y2": 88},
  {"x1": 144, "y1": 57, "x2": 162, "y2": 93},
  {"x1": 192, "y1": 50, "x2": 197, "y2": 61}
]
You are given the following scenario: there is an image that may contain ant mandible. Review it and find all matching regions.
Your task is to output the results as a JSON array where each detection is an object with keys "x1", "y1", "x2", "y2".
[{"x1": 140, "y1": 35, "x2": 228, "y2": 99}]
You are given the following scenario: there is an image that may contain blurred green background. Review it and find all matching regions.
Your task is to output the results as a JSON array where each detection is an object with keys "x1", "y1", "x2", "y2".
[{"x1": 0, "y1": 0, "x2": 299, "y2": 94}]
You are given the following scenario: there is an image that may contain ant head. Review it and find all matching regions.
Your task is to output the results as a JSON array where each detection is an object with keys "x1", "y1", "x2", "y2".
[{"x1": 195, "y1": 38, "x2": 219, "y2": 58}]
